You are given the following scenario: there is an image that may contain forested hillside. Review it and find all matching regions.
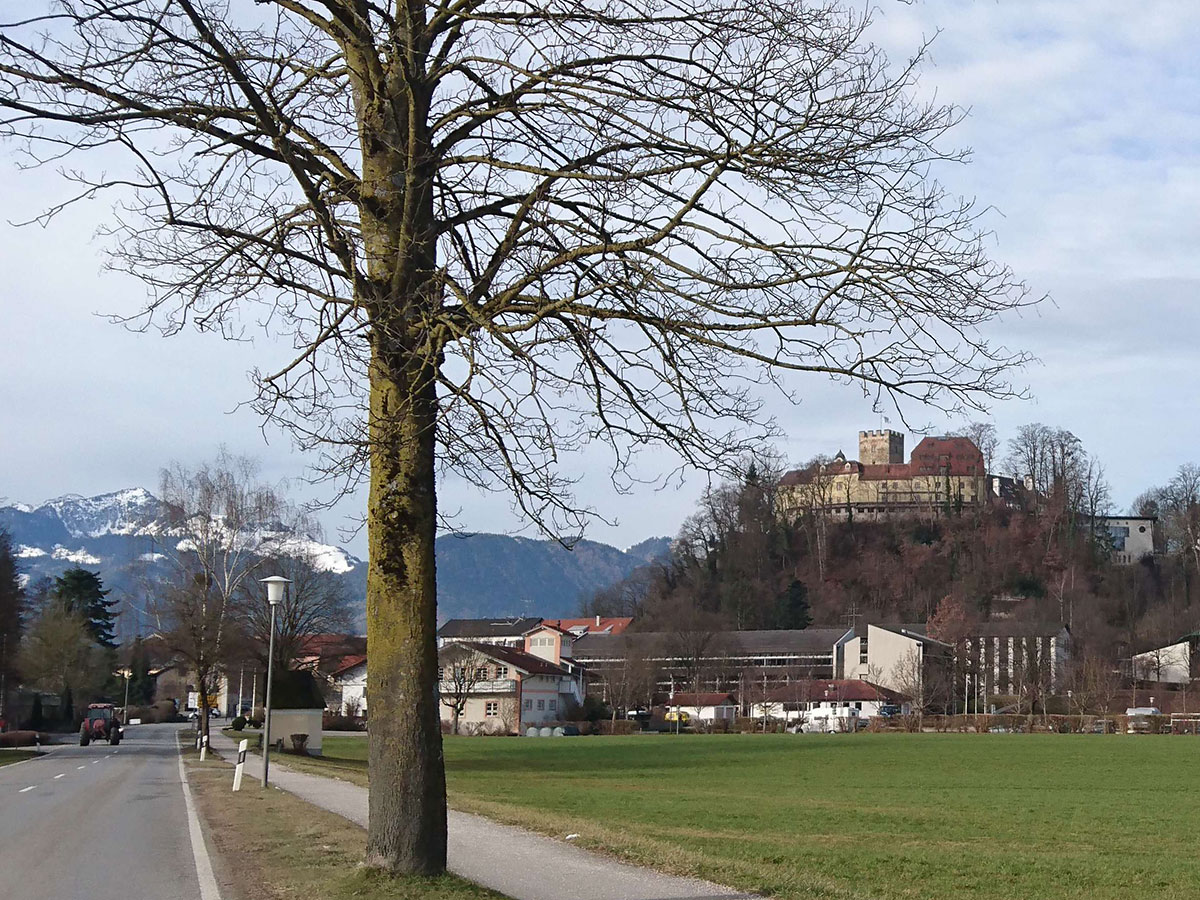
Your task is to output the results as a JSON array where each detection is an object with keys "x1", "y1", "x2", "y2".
[{"x1": 588, "y1": 439, "x2": 1200, "y2": 663}]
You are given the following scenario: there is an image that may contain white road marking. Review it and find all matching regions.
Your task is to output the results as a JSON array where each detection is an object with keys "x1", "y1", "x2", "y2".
[
  {"x1": 18, "y1": 786, "x2": 35, "y2": 793},
  {"x1": 177, "y1": 741, "x2": 222, "y2": 900},
  {"x1": 76, "y1": 765, "x2": 86, "y2": 770},
  {"x1": 54, "y1": 774, "x2": 65, "y2": 779},
  {"x1": 91, "y1": 760, "x2": 99, "y2": 765}
]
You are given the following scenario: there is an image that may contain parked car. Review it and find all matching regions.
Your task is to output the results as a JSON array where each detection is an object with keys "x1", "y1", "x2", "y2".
[{"x1": 877, "y1": 704, "x2": 903, "y2": 718}]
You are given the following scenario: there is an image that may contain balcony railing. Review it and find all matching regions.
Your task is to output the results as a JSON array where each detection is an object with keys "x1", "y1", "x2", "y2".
[{"x1": 438, "y1": 678, "x2": 518, "y2": 694}]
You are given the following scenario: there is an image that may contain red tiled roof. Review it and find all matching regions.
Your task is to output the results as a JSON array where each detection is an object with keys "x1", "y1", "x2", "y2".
[
  {"x1": 669, "y1": 692, "x2": 738, "y2": 707},
  {"x1": 329, "y1": 654, "x2": 367, "y2": 677},
  {"x1": 543, "y1": 617, "x2": 634, "y2": 635},
  {"x1": 781, "y1": 435, "x2": 985, "y2": 486}
]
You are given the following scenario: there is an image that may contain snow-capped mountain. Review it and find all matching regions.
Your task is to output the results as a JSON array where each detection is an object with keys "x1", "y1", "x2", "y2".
[
  {"x1": 0, "y1": 488, "x2": 366, "y2": 638},
  {"x1": 2, "y1": 488, "x2": 672, "y2": 634},
  {"x1": 1, "y1": 487, "x2": 360, "y2": 576},
  {"x1": 33, "y1": 487, "x2": 160, "y2": 539}
]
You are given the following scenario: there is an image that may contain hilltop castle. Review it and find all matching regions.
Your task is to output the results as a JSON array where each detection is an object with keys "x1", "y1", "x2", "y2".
[{"x1": 779, "y1": 429, "x2": 990, "y2": 519}]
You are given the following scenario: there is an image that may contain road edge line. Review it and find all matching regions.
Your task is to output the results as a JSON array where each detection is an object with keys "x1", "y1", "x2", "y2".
[
  {"x1": 176, "y1": 734, "x2": 222, "y2": 900},
  {"x1": 0, "y1": 740, "x2": 66, "y2": 773}
]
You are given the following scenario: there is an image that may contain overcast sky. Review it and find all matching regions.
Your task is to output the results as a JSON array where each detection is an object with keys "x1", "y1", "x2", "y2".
[{"x1": 3, "y1": 1, "x2": 1199, "y2": 557}]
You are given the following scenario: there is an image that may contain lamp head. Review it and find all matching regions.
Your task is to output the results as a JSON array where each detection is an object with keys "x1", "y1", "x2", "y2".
[{"x1": 259, "y1": 575, "x2": 292, "y2": 607}]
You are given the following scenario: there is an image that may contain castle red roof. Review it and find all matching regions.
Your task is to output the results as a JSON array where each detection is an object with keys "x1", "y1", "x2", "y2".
[{"x1": 781, "y1": 436, "x2": 984, "y2": 485}]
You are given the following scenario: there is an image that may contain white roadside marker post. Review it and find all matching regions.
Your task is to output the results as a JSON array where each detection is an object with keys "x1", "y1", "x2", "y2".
[
  {"x1": 199, "y1": 733, "x2": 208, "y2": 762},
  {"x1": 232, "y1": 739, "x2": 249, "y2": 792}
]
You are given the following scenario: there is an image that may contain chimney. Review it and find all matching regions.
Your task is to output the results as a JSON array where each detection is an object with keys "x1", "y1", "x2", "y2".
[{"x1": 595, "y1": 614, "x2": 601, "y2": 628}]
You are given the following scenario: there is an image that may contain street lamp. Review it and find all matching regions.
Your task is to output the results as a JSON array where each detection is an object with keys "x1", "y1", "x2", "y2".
[
  {"x1": 122, "y1": 669, "x2": 132, "y2": 729},
  {"x1": 260, "y1": 575, "x2": 291, "y2": 788}
]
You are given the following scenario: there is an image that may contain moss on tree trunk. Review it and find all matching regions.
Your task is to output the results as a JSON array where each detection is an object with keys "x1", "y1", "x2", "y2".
[{"x1": 363, "y1": 341, "x2": 447, "y2": 874}]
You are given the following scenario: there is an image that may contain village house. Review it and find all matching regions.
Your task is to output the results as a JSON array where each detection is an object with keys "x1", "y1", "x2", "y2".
[
  {"x1": 436, "y1": 616, "x2": 545, "y2": 649},
  {"x1": 749, "y1": 679, "x2": 911, "y2": 724},
  {"x1": 327, "y1": 655, "x2": 368, "y2": 716},
  {"x1": 437, "y1": 638, "x2": 586, "y2": 735}
]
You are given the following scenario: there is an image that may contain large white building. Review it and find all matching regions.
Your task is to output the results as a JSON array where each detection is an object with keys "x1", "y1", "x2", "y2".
[{"x1": 1096, "y1": 516, "x2": 1155, "y2": 565}]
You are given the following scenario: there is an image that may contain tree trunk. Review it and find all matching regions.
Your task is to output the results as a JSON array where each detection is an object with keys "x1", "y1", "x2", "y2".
[
  {"x1": 364, "y1": 340, "x2": 447, "y2": 874},
  {"x1": 197, "y1": 670, "x2": 210, "y2": 748}
]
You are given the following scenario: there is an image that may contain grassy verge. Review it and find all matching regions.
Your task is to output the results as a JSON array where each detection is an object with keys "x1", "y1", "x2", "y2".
[
  {"x1": 221, "y1": 729, "x2": 371, "y2": 787},
  {"x1": 184, "y1": 751, "x2": 508, "y2": 900},
  {"x1": 0, "y1": 750, "x2": 36, "y2": 767}
]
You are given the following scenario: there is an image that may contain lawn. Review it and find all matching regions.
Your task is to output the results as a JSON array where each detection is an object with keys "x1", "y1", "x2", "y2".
[
  {"x1": 0, "y1": 750, "x2": 36, "y2": 767},
  {"x1": 315, "y1": 732, "x2": 1200, "y2": 900}
]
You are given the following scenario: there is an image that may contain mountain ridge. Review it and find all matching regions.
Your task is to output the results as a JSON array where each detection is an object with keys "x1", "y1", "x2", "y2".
[{"x1": 0, "y1": 489, "x2": 671, "y2": 633}]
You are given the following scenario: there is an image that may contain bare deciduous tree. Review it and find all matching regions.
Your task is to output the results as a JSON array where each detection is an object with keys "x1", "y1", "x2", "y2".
[
  {"x1": 890, "y1": 646, "x2": 926, "y2": 732},
  {"x1": 957, "y1": 421, "x2": 999, "y2": 476},
  {"x1": 436, "y1": 644, "x2": 488, "y2": 735},
  {"x1": 1, "y1": 0, "x2": 1036, "y2": 873},
  {"x1": 156, "y1": 451, "x2": 288, "y2": 748},
  {"x1": 237, "y1": 550, "x2": 356, "y2": 671}
]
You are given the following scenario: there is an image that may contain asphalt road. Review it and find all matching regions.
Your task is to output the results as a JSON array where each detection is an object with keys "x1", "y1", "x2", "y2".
[{"x1": 0, "y1": 723, "x2": 212, "y2": 900}]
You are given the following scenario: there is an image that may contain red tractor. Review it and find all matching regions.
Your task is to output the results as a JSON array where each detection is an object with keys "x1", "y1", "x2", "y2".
[{"x1": 79, "y1": 703, "x2": 122, "y2": 746}]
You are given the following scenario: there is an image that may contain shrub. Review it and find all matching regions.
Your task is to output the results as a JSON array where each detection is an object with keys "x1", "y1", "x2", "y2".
[
  {"x1": 230, "y1": 716, "x2": 247, "y2": 731},
  {"x1": 0, "y1": 730, "x2": 53, "y2": 747},
  {"x1": 288, "y1": 733, "x2": 309, "y2": 754},
  {"x1": 596, "y1": 719, "x2": 635, "y2": 736},
  {"x1": 323, "y1": 714, "x2": 364, "y2": 731}
]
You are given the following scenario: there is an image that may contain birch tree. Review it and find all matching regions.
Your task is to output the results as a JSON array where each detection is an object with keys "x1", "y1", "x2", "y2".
[
  {"x1": 156, "y1": 451, "x2": 289, "y2": 748},
  {"x1": 2, "y1": 0, "x2": 1035, "y2": 873}
]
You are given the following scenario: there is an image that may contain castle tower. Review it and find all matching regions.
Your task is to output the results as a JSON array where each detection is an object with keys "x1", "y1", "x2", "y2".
[{"x1": 859, "y1": 429, "x2": 904, "y2": 465}]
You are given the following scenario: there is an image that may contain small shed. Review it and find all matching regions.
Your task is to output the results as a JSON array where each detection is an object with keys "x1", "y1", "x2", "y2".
[
  {"x1": 268, "y1": 670, "x2": 327, "y2": 755},
  {"x1": 669, "y1": 692, "x2": 739, "y2": 722}
]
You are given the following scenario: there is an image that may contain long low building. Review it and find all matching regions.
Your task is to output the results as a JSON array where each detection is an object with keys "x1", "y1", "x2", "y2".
[
  {"x1": 577, "y1": 619, "x2": 1069, "y2": 709},
  {"x1": 573, "y1": 627, "x2": 853, "y2": 695}
]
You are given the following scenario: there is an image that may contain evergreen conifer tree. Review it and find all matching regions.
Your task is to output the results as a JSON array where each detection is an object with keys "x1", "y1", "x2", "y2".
[
  {"x1": 127, "y1": 636, "x2": 155, "y2": 706},
  {"x1": 776, "y1": 580, "x2": 813, "y2": 630},
  {"x1": 0, "y1": 530, "x2": 24, "y2": 717},
  {"x1": 54, "y1": 568, "x2": 118, "y2": 649}
]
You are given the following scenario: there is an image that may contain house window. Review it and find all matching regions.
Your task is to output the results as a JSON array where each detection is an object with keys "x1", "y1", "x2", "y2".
[
  {"x1": 497, "y1": 666, "x2": 509, "y2": 678},
  {"x1": 475, "y1": 667, "x2": 489, "y2": 680},
  {"x1": 548, "y1": 699, "x2": 557, "y2": 711},
  {"x1": 524, "y1": 699, "x2": 532, "y2": 710},
  {"x1": 437, "y1": 667, "x2": 445, "y2": 681},
  {"x1": 537, "y1": 699, "x2": 545, "y2": 710},
  {"x1": 485, "y1": 701, "x2": 498, "y2": 718}
]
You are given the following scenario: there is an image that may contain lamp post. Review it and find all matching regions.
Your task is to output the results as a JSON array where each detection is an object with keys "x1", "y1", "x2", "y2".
[
  {"x1": 123, "y1": 669, "x2": 132, "y2": 725},
  {"x1": 260, "y1": 575, "x2": 291, "y2": 788}
]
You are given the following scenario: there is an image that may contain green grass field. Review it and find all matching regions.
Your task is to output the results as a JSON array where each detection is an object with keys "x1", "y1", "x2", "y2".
[
  {"x1": 314, "y1": 732, "x2": 1200, "y2": 900},
  {"x1": 0, "y1": 750, "x2": 35, "y2": 768}
]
